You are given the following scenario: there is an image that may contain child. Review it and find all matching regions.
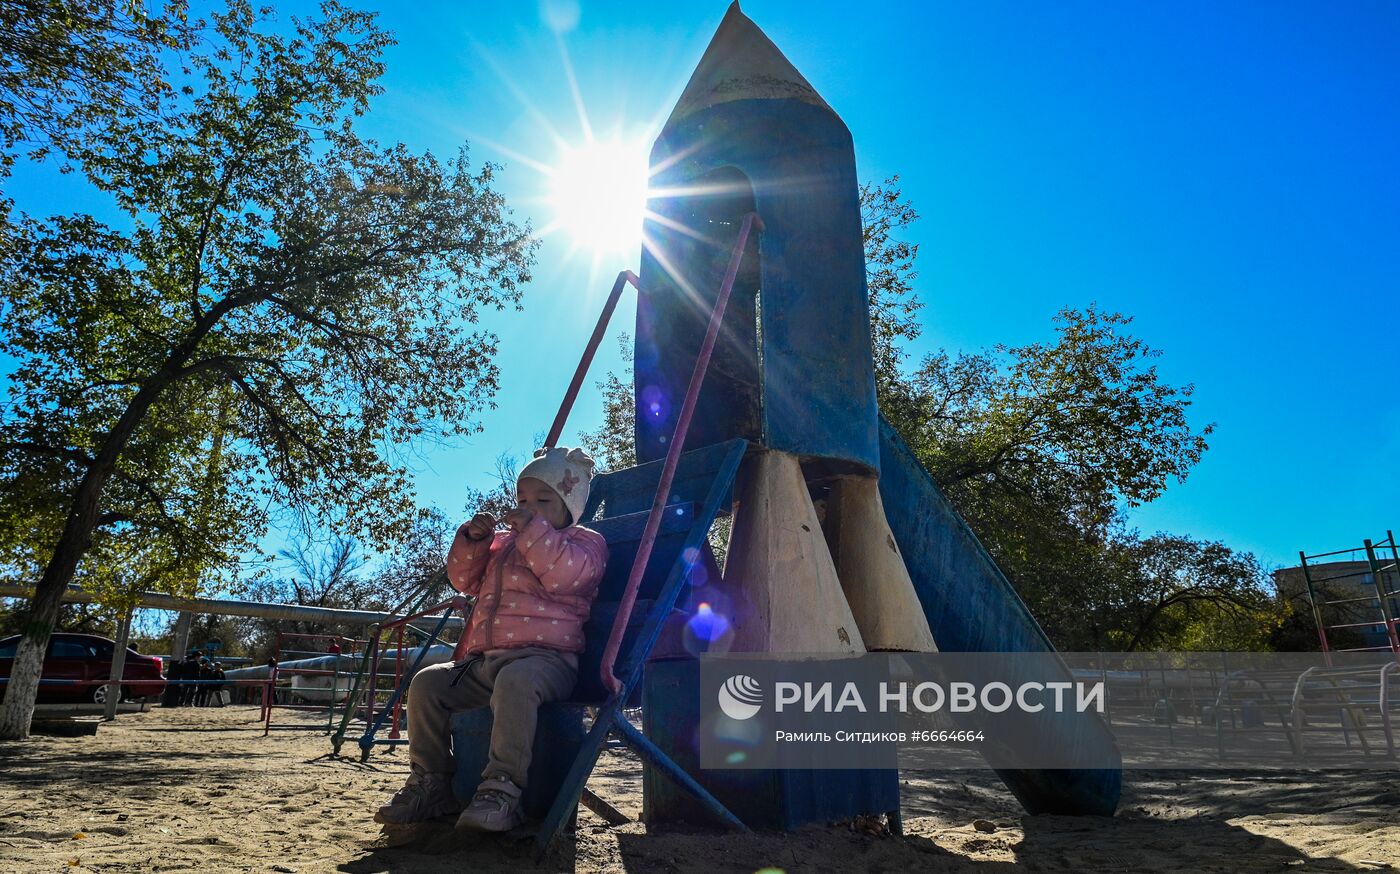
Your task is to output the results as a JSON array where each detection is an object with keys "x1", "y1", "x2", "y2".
[{"x1": 375, "y1": 446, "x2": 607, "y2": 832}]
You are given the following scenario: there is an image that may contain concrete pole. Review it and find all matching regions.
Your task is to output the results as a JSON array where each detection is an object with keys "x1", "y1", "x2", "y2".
[
  {"x1": 171, "y1": 611, "x2": 194, "y2": 661},
  {"x1": 103, "y1": 610, "x2": 133, "y2": 721}
]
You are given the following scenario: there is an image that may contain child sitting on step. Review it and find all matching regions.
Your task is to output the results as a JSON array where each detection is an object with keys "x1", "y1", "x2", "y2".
[{"x1": 375, "y1": 446, "x2": 607, "y2": 832}]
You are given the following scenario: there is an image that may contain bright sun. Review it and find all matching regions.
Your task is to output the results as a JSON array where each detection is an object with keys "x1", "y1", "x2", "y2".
[{"x1": 546, "y1": 137, "x2": 651, "y2": 259}]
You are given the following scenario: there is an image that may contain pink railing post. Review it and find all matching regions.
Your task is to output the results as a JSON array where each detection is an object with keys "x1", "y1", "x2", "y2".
[
  {"x1": 599, "y1": 213, "x2": 763, "y2": 696},
  {"x1": 545, "y1": 270, "x2": 641, "y2": 449}
]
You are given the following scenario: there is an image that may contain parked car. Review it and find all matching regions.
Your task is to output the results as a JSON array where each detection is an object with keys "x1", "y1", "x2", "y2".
[{"x1": 0, "y1": 633, "x2": 165, "y2": 705}]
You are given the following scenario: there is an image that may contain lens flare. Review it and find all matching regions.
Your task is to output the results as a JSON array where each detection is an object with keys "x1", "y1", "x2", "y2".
[{"x1": 687, "y1": 601, "x2": 731, "y2": 646}]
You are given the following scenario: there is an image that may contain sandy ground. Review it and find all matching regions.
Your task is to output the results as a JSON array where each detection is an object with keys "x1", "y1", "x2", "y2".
[{"x1": 0, "y1": 705, "x2": 1397, "y2": 873}]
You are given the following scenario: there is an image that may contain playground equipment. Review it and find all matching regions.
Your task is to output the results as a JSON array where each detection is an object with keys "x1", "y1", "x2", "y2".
[
  {"x1": 641, "y1": 1, "x2": 1117, "y2": 819},
  {"x1": 332, "y1": 596, "x2": 467, "y2": 759},
  {"x1": 1287, "y1": 661, "x2": 1400, "y2": 761},
  {"x1": 1066, "y1": 652, "x2": 1400, "y2": 764},
  {"x1": 259, "y1": 633, "x2": 361, "y2": 733},
  {"x1": 1298, "y1": 530, "x2": 1400, "y2": 659},
  {"x1": 430, "y1": 4, "x2": 1122, "y2": 856}
]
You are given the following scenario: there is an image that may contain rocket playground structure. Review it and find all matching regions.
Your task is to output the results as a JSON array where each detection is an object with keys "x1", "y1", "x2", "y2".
[
  {"x1": 426, "y1": 3, "x2": 1123, "y2": 858},
  {"x1": 0, "y1": 4, "x2": 1122, "y2": 853}
]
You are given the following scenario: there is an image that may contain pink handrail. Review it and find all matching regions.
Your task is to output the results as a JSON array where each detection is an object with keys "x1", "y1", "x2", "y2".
[
  {"x1": 599, "y1": 212, "x2": 763, "y2": 695},
  {"x1": 545, "y1": 270, "x2": 641, "y2": 449}
]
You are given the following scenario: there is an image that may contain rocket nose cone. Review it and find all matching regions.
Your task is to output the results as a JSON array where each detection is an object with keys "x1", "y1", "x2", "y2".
[{"x1": 663, "y1": 2, "x2": 837, "y2": 132}]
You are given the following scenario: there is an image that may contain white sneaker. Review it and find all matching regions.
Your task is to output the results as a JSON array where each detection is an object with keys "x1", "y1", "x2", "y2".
[{"x1": 455, "y1": 775, "x2": 525, "y2": 832}]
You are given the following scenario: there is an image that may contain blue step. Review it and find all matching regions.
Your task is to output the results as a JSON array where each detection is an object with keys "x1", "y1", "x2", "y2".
[{"x1": 450, "y1": 703, "x2": 588, "y2": 819}]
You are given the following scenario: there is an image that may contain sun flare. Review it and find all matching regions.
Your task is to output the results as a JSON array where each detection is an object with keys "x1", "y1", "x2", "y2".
[{"x1": 546, "y1": 136, "x2": 650, "y2": 259}]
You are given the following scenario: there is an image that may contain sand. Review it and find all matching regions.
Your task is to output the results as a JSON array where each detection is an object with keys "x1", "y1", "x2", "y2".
[{"x1": 0, "y1": 705, "x2": 1396, "y2": 873}]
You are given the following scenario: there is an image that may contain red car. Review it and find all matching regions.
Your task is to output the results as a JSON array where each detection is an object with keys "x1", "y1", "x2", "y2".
[{"x1": 0, "y1": 632, "x2": 165, "y2": 705}]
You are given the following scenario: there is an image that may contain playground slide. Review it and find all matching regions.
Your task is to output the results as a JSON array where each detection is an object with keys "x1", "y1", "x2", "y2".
[{"x1": 876, "y1": 415, "x2": 1123, "y2": 816}]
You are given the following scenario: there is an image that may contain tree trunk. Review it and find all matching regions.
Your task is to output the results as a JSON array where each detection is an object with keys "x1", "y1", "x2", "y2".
[
  {"x1": 0, "y1": 294, "x2": 241, "y2": 739},
  {"x1": 0, "y1": 476, "x2": 115, "y2": 738},
  {"x1": 0, "y1": 635, "x2": 46, "y2": 738},
  {"x1": 0, "y1": 379, "x2": 172, "y2": 739}
]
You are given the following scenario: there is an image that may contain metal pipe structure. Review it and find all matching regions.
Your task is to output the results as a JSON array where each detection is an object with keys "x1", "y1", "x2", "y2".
[
  {"x1": 600, "y1": 212, "x2": 763, "y2": 696},
  {"x1": 545, "y1": 269, "x2": 641, "y2": 449},
  {"x1": 0, "y1": 584, "x2": 466, "y2": 629}
]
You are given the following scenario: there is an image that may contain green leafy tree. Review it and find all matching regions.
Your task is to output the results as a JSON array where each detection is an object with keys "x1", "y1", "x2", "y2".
[
  {"x1": 859, "y1": 175, "x2": 925, "y2": 406},
  {"x1": 1029, "y1": 531, "x2": 1275, "y2": 652},
  {"x1": 0, "y1": 1, "x2": 534, "y2": 738},
  {"x1": 894, "y1": 306, "x2": 1212, "y2": 522},
  {"x1": 0, "y1": 0, "x2": 194, "y2": 178},
  {"x1": 580, "y1": 336, "x2": 636, "y2": 472},
  {"x1": 885, "y1": 306, "x2": 1221, "y2": 646},
  {"x1": 1113, "y1": 534, "x2": 1274, "y2": 651}
]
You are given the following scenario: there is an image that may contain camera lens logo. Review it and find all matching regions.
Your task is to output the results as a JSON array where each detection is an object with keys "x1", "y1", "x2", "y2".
[{"x1": 717, "y1": 674, "x2": 763, "y2": 720}]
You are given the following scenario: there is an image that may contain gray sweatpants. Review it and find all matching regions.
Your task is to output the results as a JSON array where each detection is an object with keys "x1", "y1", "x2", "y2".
[{"x1": 405, "y1": 646, "x2": 579, "y2": 788}]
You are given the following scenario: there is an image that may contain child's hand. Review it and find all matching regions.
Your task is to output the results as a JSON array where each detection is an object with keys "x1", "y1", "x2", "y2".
[
  {"x1": 466, "y1": 512, "x2": 497, "y2": 541},
  {"x1": 503, "y1": 507, "x2": 535, "y2": 533}
]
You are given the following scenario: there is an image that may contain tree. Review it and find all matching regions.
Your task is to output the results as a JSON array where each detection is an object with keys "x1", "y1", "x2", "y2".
[
  {"x1": 884, "y1": 307, "x2": 1230, "y2": 649},
  {"x1": 462, "y1": 450, "x2": 525, "y2": 520},
  {"x1": 366, "y1": 506, "x2": 456, "y2": 615},
  {"x1": 894, "y1": 306, "x2": 1211, "y2": 519},
  {"x1": 235, "y1": 508, "x2": 461, "y2": 660},
  {"x1": 1021, "y1": 530, "x2": 1276, "y2": 652},
  {"x1": 240, "y1": 535, "x2": 366, "y2": 658},
  {"x1": 0, "y1": 0, "x2": 194, "y2": 178},
  {"x1": 580, "y1": 337, "x2": 636, "y2": 472},
  {"x1": 0, "y1": 1, "x2": 535, "y2": 738},
  {"x1": 859, "y1": 176, "x2": 925, "y2": 406}
]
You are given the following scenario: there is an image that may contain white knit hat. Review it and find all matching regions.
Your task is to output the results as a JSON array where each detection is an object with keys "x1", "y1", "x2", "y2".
[{"x1": 518, "y1": 446, "x2": 597, "y2": 526}]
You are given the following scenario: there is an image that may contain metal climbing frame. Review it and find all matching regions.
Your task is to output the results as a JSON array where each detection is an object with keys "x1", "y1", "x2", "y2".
[
  {"x1": 1288, "y1": 661, "x2": 1400, "y2": 761},
  {"x1": 325, "y1": 598, "x2": 468, "y2": 756},
  {"x1": 260, "y1": 632, "x2": 361, "y2": 735},
  {"x1": 1066, "y1": 652, "x2": 1400, "y2": 764},
  {"x1": 348, "y1": 596, "x2": 469, "y2": 760},
  {"x1": 1299, "y1": 530, "x2": 1400, "y2": 661}
]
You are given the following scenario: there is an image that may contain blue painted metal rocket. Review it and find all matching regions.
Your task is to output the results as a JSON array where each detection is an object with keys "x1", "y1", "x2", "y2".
[
  {"x1": 634, "y1": 2, "x2": 877, "y2": 475},
  {"x1": 635, "y1": 2, "x2": 1122, "y2": 819}
]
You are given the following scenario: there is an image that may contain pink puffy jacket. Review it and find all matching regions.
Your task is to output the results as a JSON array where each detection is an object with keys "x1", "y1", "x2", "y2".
[{"x1": 447, "y1": 513, "x2": 608, "y2": 655}]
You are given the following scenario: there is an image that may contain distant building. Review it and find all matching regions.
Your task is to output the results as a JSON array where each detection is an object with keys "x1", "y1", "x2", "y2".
[{"x1": 1273, "y1": 560, "x2": 1400, "y2": 651}]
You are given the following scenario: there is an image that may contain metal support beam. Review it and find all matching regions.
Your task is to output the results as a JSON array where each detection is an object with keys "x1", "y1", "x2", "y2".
[{"x1": 0, "y1": 585, "x2": 464, "y2": 629}]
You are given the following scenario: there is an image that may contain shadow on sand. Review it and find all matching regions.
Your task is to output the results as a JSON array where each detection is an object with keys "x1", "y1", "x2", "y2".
[{"x1": 340, "y1": 804, "x2": 1377, "y2": 874}]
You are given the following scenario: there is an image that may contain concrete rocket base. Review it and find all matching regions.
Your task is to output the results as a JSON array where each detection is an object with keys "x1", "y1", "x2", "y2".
[
  {"x1": 721, "y1": 450, "x2": 866, "y2": 655},
  {"x1": 822, "y1": 476, "x2": 938, "y2": 653}
]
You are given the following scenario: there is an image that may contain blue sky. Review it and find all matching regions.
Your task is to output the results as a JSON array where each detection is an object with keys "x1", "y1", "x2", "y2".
[
  {"x1": 9, "y1": 1, "x2": 1400, "y2": 577},
  {"x1": 366, "y1": 0, "x2": 1398, "y2": 572}
]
